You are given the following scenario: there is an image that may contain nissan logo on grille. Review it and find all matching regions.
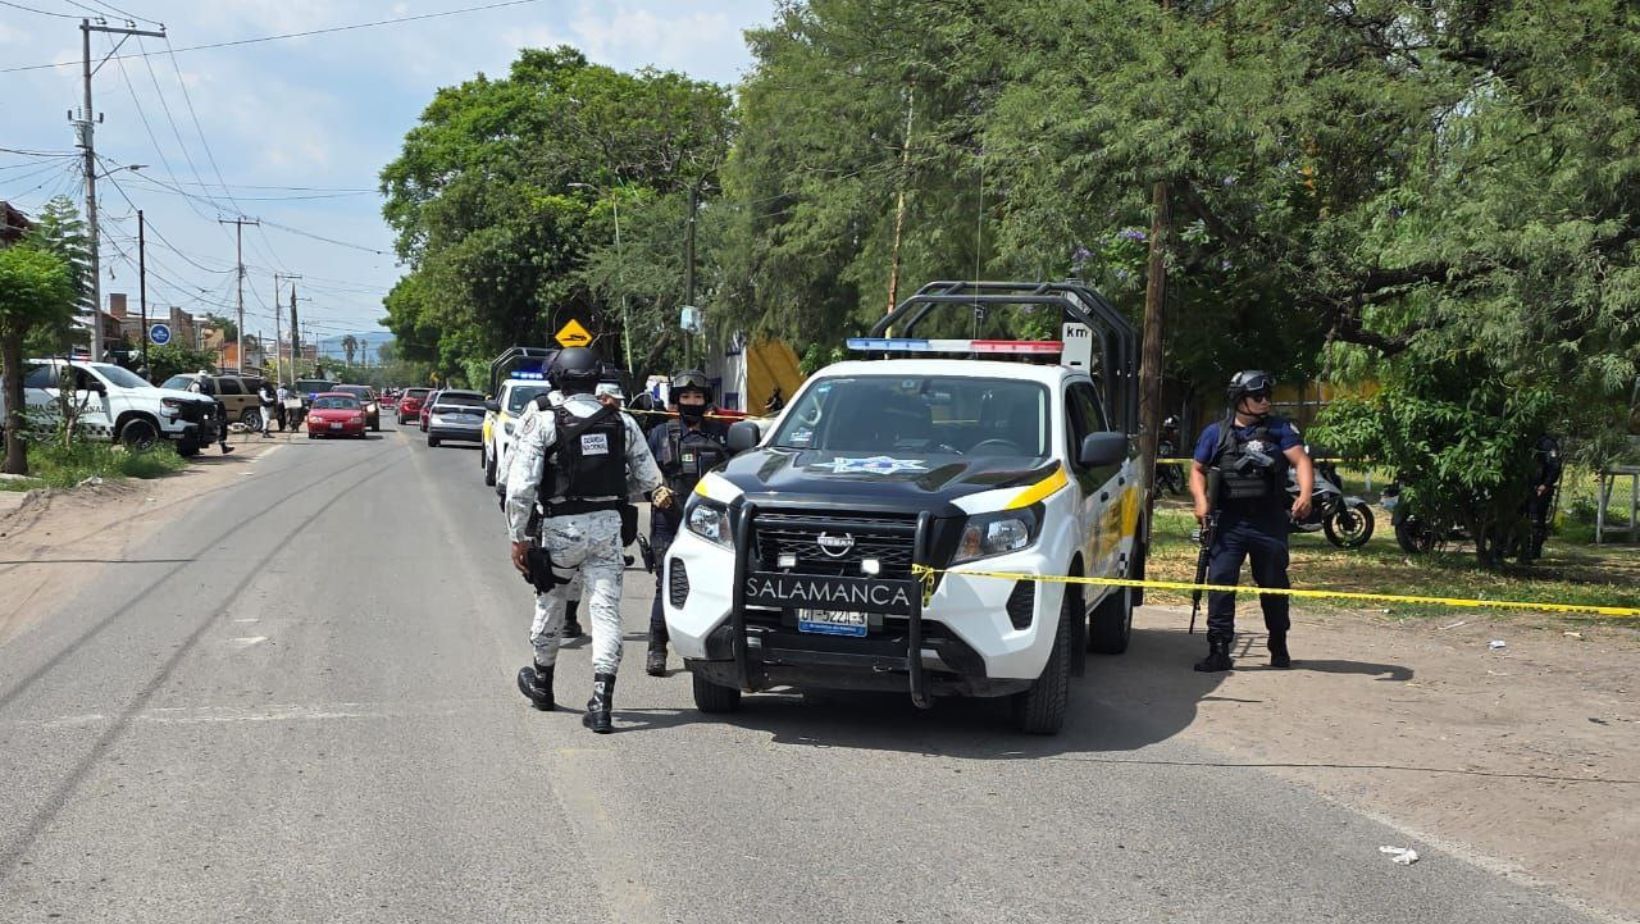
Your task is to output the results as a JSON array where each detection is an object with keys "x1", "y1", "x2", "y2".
[{"x1": 815, "y1": 532, "x2": 855, "y2": 557}]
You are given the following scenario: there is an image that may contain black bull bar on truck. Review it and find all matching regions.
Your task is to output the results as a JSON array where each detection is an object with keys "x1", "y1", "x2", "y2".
[{"x1": 728, "y1": 503, "x2": 936, "y2": 708}]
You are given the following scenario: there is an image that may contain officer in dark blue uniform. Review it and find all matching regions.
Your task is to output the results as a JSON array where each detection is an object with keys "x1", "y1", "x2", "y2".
[
  {"x1": 643, "y1": 370, "x2": 732, "y2": 676},
  {"x1": 1189, "y1": 370, "x2": 1314, "y2": 671}
]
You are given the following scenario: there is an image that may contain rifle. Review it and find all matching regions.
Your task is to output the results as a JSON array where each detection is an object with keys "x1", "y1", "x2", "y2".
[
  {"x1": 1188, "y1": 468, "x2": 1222, "y2": 635},
  {"x1": 636, "y1": 534, "x2": 656, "y2": 573}
]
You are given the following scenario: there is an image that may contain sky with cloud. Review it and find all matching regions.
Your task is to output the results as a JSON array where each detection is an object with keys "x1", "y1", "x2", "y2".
[{"x1": 0, "y1": 0, "x2": 772, "y2": 345}]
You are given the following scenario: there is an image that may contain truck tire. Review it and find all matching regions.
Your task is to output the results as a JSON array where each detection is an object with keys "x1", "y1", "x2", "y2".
[
  {"x1": 240, "y1": 408, "x2": 262, "y2": 431},
  {"x1": 692, "y1": 673, "x2": 742, "y2": 714},
  {"x1": 428, "y1": 436, "x2": 441, "y2": 448},
  {"x1": 1088, "y1": 582, "x2": 1134, "y2": 655},
  {"x1": 177, "y1": 436, "x2": 201, "y2": 458},
  {"x1": 1013, "y1": 595, "x2": 1071, "y2": 735},
  {"x1": 484, "y1": 450, "x2": 497, "y2": 486},
  {"x1": 118, "y1": 416, "x2": 160, "y2": 450}
]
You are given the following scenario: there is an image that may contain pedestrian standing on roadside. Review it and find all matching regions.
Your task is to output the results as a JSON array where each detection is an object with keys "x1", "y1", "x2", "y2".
[
  {"x1": 1189, "y1": 370, "x2": 1311, "y2": 672},
  {"x1": 258, "y1": 381, "x2": 276, "y2": 437},
  {"x1": 507, "y1": 348, "x2": 665, "y2": 733},
  {"x1": 275, "y1": 383, "x2": 291, "y2": 431},
  {"x1": 186, "y1": 372, "x2": 234, "y2": 455}
]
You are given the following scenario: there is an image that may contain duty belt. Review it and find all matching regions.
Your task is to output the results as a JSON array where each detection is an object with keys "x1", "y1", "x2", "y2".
[{"x1": 539, "y1": 498, "x2": 624, "y2": 518}]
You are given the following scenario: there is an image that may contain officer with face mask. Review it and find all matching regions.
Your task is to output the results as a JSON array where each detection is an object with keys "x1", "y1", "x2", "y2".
[
  {"x1": 506, "y1": 348, "x2": 665, "y2": 733},
  {"x1": 643, "y1": 370, "x2": 733, "y2": 676},
  {"x1": 1189, "y1": 370, "x2": 1314, "y2": 672}
]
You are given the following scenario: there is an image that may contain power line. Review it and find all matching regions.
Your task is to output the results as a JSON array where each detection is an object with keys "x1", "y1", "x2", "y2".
[
  {"x1": 2, "y1": 0, "x2": 548, "y2": 73},
  {"x1": 257, "y1": 217, "x2": 389, "y2": 255},
  {"x1": 0, "y1": 0, "x2": 77, "y2": 19},
  {"x1": 78, "y1": 0, "x2": 164, "y2": 27}
]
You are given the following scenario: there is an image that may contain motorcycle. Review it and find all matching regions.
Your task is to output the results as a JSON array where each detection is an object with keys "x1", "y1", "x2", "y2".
[
  {"x1": 1155, "y1": 437, "x2": 1186, "y2": 495},
  {"x1": 1288, "y1": 459, "x2": 1375, "y2": 548},
  {"x1": 1381, "y1": 481, "x2": 1469, "y2": 554}
]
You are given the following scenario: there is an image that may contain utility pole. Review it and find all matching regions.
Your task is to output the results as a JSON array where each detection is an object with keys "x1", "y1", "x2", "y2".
[
  {"x1": 684, "y1": 184, "x2": 698, "y2": 367},
  {"x1": 218, "y1": 217, "x2": 259, "y2": 374},
  {"x1": 886, "y1": 83, "x2": 916, "y2": 313},
  {"x1": 75, "y1": 18, "x2": 166, "y2": 362},
  {"x1": 274, "y1": 273, "x2": 300, "y2": 385},
  {"x1": 1138, "y1": 0, "x2": 1173, "y2": 506},
  {"x1": 138, "y1": 209, "x2": 147, "y2": 376},
  {"x1": 289, "y1": 284, "x2": 300, "y2": 378}
]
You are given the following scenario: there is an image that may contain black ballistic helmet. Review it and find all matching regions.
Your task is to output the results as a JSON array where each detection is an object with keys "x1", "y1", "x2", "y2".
[
  {"x1": 1227, "y1": 370, "x2": 1275, "y2": 405},
  {"x1": 670, "y1": 369, "x2": 713, "y2": 402},
  {"x1": 551, "y1": 347, "x2": 603, "y2": 393}
]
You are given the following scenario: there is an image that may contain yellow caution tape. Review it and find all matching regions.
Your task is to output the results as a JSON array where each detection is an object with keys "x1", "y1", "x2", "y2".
[{"x1": 909, "y1": 565, "x2": 1640, "y2": 619}]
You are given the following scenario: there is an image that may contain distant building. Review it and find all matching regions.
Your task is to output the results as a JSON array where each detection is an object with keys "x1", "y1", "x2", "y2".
[{"x1": 0, "y1": 201, "x2": 29, "y2": 245}]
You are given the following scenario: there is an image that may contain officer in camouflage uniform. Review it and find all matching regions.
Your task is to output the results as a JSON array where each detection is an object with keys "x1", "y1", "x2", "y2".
[
  {"x1": 643, "y1": 370, "x2": 732, "y2": 676},
  {"x1": 507, "y1": 348, "x2": 665, "y2": 733},
  {"x1": 504, "y1": 389, "x2": 587, "y2": 640}
]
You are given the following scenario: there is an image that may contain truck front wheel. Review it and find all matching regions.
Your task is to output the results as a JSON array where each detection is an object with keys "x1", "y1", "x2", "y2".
[
  {"x1": 692, "y1": 673, "x2": 742, "y2": 714},
  {"x1": 1012, "y1": 597, "x2": 1071, "y2": 735},
  {"x1": 118, "y1": 417, "x2": 160, "y2": 450}
]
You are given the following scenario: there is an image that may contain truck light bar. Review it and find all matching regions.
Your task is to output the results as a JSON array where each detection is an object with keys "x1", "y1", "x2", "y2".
[{"x1": 846, "y1": 338, "x2": 1063, "y2": 355}]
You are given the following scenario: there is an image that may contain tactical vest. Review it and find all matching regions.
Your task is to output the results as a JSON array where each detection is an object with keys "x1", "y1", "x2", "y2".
[
  {"x1": 536, "y1": 398, "x2": 626, "y2": 510},
  {"x1": 658, "y1": 421, "x2": 730, "y2": 495},
  {"x1": 1213, "y1": 420, "x2": 1286, "y2": 504}
]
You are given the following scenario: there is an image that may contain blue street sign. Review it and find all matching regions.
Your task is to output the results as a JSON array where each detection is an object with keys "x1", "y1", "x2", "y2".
[{"x1": 148, "y1": 323, "x2": 172, "y2": 345}]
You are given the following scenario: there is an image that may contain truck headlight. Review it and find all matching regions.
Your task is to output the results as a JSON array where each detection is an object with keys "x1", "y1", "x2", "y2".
[
  {"x1": 684, "y1": 496, "x2": 732, "y2": 547},
  {"x1": 952, "y1": 506, "x2": 1042, "y2": 564}
]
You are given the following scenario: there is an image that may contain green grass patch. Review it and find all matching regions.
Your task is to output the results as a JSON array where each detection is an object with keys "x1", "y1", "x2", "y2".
[
  {"x1": 1147, "y1": 499, "x2": 1640, "y2": 625},
  {"x1": 0, "y1": 439, "x2": 188, "y2": 491}
]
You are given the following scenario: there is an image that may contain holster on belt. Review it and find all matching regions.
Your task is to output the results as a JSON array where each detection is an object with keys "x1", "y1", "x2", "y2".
[{"x1": 522, "y1": 545, "x2": 563, "y2": 594}]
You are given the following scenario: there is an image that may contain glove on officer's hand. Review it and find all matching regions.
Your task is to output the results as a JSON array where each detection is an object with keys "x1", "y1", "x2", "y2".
[{"x1": 652, "y1": 485, "x2": 675, "y2": 510}]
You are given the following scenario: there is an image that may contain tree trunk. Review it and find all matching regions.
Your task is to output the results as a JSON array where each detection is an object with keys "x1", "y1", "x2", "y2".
[{"x1": 2, "y1": 328, "x2": 28, "y2": 476}]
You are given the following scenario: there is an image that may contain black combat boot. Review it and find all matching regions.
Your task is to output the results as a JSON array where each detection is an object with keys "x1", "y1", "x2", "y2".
[
  {"x1": 1267, "y1": 633, "x2": 1292, "y2": 669},
  {"x1": 516, "y1": 662, "x2": 555, "y2": 710},
  {"x1": 1194, "y1": 636, "x2": 1233, "y2": 672},
  {"x1": 645, "y1": 645, "x2": 667, "y2": 677},
  {"x1": 582, "y1": 672, "x2": 616, "y2": 734},
  {"x1": 561, "y1": 599, "x2": 585, "y2": 640}
]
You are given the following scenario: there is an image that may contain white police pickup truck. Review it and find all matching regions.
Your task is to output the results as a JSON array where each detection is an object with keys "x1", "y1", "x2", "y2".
[
  {"x1": 663, "y1": 281, "x2": 1147, "y2": 734},
  {"x1": 0, "y1": 358, "x2": 218, "y2": 455}
]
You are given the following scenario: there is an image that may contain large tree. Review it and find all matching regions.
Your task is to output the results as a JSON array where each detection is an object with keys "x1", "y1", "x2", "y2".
[
  {"x1": 379, "y1": 47, "x2": 733, "y2": 380},
  {"x1": 0, "y1": 237, "x2": 77, "y2": 475}
]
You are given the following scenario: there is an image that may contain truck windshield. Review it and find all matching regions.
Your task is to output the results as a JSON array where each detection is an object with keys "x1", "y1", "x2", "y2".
[
  {"x1": 91, "y1": 364, "x2": 152, "y2": 389},
  {"x1": 505, "y1": 384, "x2": 550, "y2": 413},
  {"x1": 771, "y1": 375, "x2": 1051, "y2": 458}
]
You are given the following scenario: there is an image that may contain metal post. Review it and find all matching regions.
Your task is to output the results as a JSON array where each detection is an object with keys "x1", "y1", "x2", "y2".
[
  {"x1": 81, "y1": 22, "x2": 101, "y2": 362},
  {"x1": 138, "y1": 209, "x2": 147, "y2": 376},
  {"x1": 613, "y1": 194, "x2": 632, "y2": 372},
  {"x1": 76, "y1": 19, "x2": 166, "y2": 362}
]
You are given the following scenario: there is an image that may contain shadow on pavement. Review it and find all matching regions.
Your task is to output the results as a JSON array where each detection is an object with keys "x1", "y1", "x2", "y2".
[{"x1": 615, "y1": 618, "x2": 1414, "y2": 756}]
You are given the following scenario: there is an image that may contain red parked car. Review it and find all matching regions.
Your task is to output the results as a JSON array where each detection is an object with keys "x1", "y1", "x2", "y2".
[
  {"x1": 306, "y1": 393, "x2": 369, "y2": 439},
  {"x1": 396, "y1": 387, "x2": 430, "y2": 425}
]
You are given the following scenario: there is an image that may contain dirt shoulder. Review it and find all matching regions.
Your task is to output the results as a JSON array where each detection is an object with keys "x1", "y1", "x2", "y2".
[
  {"x1": 1129, "y1": 604, "x2": 1640, "y2": 922},
  {"x1": 0, "y1": 434, "x2": 286, "y2": 647}
]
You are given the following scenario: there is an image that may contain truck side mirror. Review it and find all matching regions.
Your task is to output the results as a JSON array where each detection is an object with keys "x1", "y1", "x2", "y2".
[
  {"x1": 484, "y1": 399, "x2": 501, "y2": 413},
  {"x1": 727, "y1": 420, "x2": 762, "y2": 453},
  {"x1": 1079, "y1": 432, "x2": 1128, "y2": 467}
]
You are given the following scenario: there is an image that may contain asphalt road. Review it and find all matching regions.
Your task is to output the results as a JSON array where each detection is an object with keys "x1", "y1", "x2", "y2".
[{"x1": 0, "y1": 422, "x2": 1603, "y2": 923}]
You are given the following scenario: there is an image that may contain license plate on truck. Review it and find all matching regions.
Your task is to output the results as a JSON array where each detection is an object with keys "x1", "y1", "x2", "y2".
[{"x1": 797, "y1": 609, "x2": 868, "y2": 637}]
